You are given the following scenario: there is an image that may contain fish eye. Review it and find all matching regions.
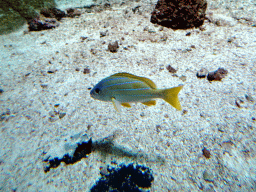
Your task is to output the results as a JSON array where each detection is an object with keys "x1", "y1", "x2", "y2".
[{"x1": 95, "y1": 88, "x2": 101, "y2": 94}]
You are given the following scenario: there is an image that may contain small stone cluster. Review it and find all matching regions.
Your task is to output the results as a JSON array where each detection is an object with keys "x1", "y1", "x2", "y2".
[
  {"x1": 28, "y1": 8, "x2": 81, "y2": 31},
  {"x1": 197, "y1": 67, "x2": 228, "y2": 81}
]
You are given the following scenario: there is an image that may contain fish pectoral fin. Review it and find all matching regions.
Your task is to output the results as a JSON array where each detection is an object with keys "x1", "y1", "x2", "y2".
[
  {"x1": 111, "y1": 98, "x2": 121, "y2": 112},
  {"x1": 121, "y1": 103, "x2": 131, "y2": 108},
  {"x1": 142, "y1": 100, "x2": 156, "y2": 106}
]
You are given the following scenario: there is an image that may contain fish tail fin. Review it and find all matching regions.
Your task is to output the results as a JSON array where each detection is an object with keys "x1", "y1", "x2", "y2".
[{"x1": 162, "y1": 86, "x2": 183, "y2": 111}]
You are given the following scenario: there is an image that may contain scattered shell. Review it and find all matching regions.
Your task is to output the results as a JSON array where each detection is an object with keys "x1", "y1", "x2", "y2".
[
  {"x1": 179, "y1": 75, "x2": 187, "y2": 82},
  {"x1": 196, "y1": 68, "x2": 208, "y2": 78}
]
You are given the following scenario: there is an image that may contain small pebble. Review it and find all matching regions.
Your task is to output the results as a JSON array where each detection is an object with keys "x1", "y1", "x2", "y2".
[
  {"x1": 179, "y1": 75, "x2": 186, "y2": 82},
  {"x1": 140, "y1": 112, "x2": 145, "y2": 117},
  {"x1": 235, "y1": 97, "x2": 246, "y2": 108},
  {"x1": 54, "y1": 104, "x2": 60, "y2": 108},
  {"x1": 49, "y1": 116, "x2": 58, "y2": 122},
  {"x1": 156, "y1": 125, "x2": 161, "y2": 133},
  {"x1": 196, "y1": 68, "x2": 208, "y2": 78},
  {"x1": 100, "y1": 166, "x2": 109, "y2": 176},
  {"x1": 41, "y1": 84, "x2": 48, "y2": 88},
  {"x1": 90, "y1": 49, "x2": 97, "y2": 55},
  {"x1": 182, "y1": 109, "x2": 188, "y2": 115},
  {"x1": 202, "y1": 147, "x2": 211, "y2": 158},
  {"x1": 245, "y1": 94, "x2": 254, "y2": 102},
  {"x1": 66, "y1": 8, "x2": 81, "y2": 18},
  {"x1": 47, "y1": 70, "x2": 55, "y2": 74},
  {"x1": 186, "y1": 32, "x2": 191, "y2": 36},
  {"x1": 100, "y1": 31, "x2": 108, "y2": 37},
  {"x1": 166, "y1": 65, "x2": 177, "y2": 73},
  {"x1": 108, "y1": 41, "x2": 119, "y2": 52},
  {"x1": 83, "y1": 68, "x2": 90, "y2": 74},
  {"x1": 227, "y1": 36, "x2": 235, "y2": 43},
  {"x1": 87, "y1": 124, "x2": 92, "y2": 130},
  {"x1": 143, "y1": 26, "x2": 149, "y2": 31},
  {"x1": 148, "y1": 29, "x2": 156, "y2": 33},
  {"x1": 159, "y1": 26, "x2": 164, "y2": 31},
  {"x1": 59, "y1": 112, "x2": 66, "y2": 119},
  {"x1": 80, "y1": 36, "x2": 87, "y2": 41},
  {"x1": 203, "y1": 170, "x2": 214, "y2": 182}
]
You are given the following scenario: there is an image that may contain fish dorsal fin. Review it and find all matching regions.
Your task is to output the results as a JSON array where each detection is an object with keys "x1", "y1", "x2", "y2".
[{"x1": 111, "y1": 72, "x2": 157, "y2": 89}]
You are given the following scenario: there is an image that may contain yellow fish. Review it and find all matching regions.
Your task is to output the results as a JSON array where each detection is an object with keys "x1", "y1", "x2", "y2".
[{"x1": 90, "y1": 72, "x2": 183, "y2": 112}]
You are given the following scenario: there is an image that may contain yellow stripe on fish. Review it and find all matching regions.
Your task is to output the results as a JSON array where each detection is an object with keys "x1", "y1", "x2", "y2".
[{"x1": 90, "y1": 72, "x2": 183, "y2": 112}]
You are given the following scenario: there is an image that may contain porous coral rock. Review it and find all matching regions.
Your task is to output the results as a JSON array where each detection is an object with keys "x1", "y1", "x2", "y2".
[{"x1": 151, "y1": 0, "x2": 207, "y2": 29}]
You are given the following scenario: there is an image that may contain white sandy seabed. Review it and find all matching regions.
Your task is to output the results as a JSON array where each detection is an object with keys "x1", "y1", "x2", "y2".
[{"x1": 0, "y1": 0, "x2": 256, "y2": 191}]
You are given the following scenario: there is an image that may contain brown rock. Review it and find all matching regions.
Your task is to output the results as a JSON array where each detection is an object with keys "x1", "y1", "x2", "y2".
[
  {"x1": 108, "y1": 41, "x2": 119, "y2": 53},
  {"x1": 66, "y1": 8, "x2": 81, "y2": 18},
  {"x1": 151, "y1": 0, "x2": 207, "y2": 29},
  {"x1": 166, "y1": 65, "x2": 177, "y2": 73},
  {"x1": 202, "y1": 147, "x2": 211, "y2": 158},
  {"x1": 40, "y1": 8, "x2": 66, "y2": 21},
  {"x1": 83, "y1": 68, "x2": 90, "y2": 74},
  {"x1": 207, "y1": 68, "x2": 228, "y2": 81},
  {"x1": 28, "y1": 17, "x2": 59, "y2": 31}
]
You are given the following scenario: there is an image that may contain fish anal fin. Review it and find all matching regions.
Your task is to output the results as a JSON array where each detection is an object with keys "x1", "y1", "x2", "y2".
[
  {"x1": 121, "y1": 103, "x2": 131, "y2": 108},
  {"x1": 142, "y1": 100, "x2": 156, "y2": 106},
  {"x1": 111, "y1": 98, "x2": 121, "y2": 112}
]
